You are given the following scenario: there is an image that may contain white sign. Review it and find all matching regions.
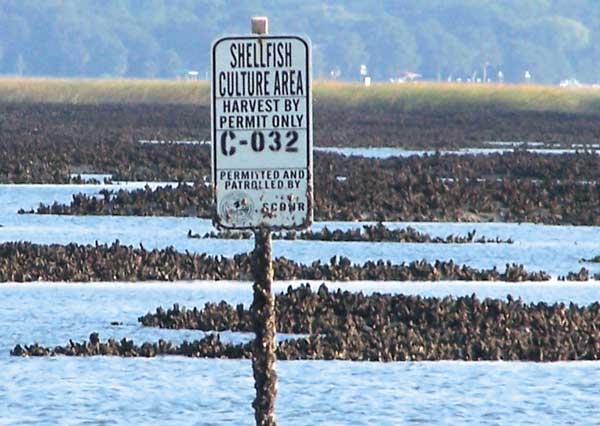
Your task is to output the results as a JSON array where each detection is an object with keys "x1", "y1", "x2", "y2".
[{"x1": 211, "y1": 35, "x2": 312, "y2": 230}]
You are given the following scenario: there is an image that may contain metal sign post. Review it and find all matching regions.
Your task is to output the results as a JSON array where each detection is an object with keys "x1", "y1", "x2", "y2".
[{"x1": 211, "y1": 17, "x2": 312, "y2": 426}]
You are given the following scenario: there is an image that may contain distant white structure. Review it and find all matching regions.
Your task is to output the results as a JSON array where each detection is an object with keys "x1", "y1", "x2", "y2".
[
  {"x1": 186, "y1": 70, "x2": 199, "y2": 81},
  {"x1": 524, "y1": 70, "x2": 532, "y2": 83},
  {"x1": 359, "y1": 64, "x2": 371, "y2": 86},
  {"x1": 497, "y1": 70, "x2": 504, "y2": 83},
  {"x1": 391, "y1": 71, "x2": 422, "y2": 83},
  {"x1": 175, "y1": 69, "x2": 202, "y2": 81},
  {"x1": 405, "y1": 71, "x2": 422, "y2": 81},
  {"x1": 559, "y1": 79, "x2": 581, "y2": 88}
]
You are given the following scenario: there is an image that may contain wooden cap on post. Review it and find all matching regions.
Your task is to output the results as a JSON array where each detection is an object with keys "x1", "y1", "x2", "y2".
[{"x1": 252, "y1": 16, "x2": 268, "y2": 35}]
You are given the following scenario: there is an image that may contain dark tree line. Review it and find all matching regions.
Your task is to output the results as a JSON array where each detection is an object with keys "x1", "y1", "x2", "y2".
[{"x1": 0, "y1": 0, "x2": 598, "y2": 83}]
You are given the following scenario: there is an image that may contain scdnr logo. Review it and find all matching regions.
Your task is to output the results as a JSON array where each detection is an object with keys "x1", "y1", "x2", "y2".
[{"x1": 219, "y1": 192, "x2": 254, "y2": 224}]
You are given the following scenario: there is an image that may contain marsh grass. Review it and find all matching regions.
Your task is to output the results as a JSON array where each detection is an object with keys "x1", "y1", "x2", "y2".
[
  {"x1": 2, "y1": 77, "x2": 600, "y2": 113},
  {"x1": 0, "y1": 77, "x2": 210, "y2": 105},
  {"x1": 315, "y1": 81, "x2": 600, "y2": 113}
]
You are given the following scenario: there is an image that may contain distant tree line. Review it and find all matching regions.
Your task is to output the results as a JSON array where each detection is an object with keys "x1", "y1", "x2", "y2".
[{"x1": 0, "y1": 0, "x2": 598, "y2": 83}]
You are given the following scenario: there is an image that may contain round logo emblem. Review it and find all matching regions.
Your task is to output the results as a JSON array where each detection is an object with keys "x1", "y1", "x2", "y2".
[{"x1": 219, "y1": 192, "x2": 254, "y2": 224}]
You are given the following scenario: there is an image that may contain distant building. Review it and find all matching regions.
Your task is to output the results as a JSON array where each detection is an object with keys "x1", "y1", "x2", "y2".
[
  {"x1": 402, "y1": 71, "x2": 422, "y2": 81},
  {"x1": 186, "y1": 70, "x2": 199, "y2": 81},
  {"x1": 391, "y1": 71, "x2": 422, "y2": 83},
  {"x1": 559, "y1": 79, "x2": 581, "y2": 88},
  {"x1": 175, "y1": 70, "x2": 201, "y2": 80}
]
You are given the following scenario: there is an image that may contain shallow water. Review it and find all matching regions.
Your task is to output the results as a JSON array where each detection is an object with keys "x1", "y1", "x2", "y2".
[
  {"x1": 3, "y1": 182, "x2": 600, "y2": 424},
  {"x1": 4, "y1": 281, "x2": 600, "y2": 351},
  {"x1": 2, "y1": 185, "x2": 600, "y2": 277},
  {"x1": 315, "y1": 146, "x2": 600, "y2": 158},
  {"x1": 4, "y1": 358, "x2": 600, "y2": 425},
  {"x1": 4, "y1": 356, "x2": 599, "y2": 426},
  {"x1": 2, "y1": 282, "x2": 600, "y2": 425}
]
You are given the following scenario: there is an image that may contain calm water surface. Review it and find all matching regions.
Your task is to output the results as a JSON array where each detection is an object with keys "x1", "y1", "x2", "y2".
[
  {"x1": 2, "y1": 282, "x2": 600, "y2": 425},
  {"x1": 315, "y1": 146, "x2": 600, "y2": 158},
  {"x1": 2, "y1": 185, "x2": 600, "y2": 277},
  {"x1": 2, "y1": 184, "x2": 600, "y2": 425}
]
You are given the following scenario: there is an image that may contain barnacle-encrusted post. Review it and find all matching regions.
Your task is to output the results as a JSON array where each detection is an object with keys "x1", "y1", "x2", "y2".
[{"x1": 251, "y1": 225, "x2": 277, "y2": 426}]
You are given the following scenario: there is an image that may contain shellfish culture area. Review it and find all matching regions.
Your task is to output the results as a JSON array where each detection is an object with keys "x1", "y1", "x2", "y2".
[{"x1": 3, "y1": 4, "x2": 600, "y2": 426}]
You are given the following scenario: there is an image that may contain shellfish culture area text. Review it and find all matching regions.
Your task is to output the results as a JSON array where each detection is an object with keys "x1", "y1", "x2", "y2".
[{"x1": 212, "y1": 36, "x2": 312, "y2": 229}]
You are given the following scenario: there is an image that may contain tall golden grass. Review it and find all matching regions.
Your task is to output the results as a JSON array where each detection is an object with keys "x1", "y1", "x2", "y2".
[
  {"x1": 2, "y1": 77, "x2": 600, "y2": 113},
  {"x1": 0, "y1": 77, "x2": 210, "y2": 105},
  {"x1": 315, "y1": 81, "x2": 600, "y2": 113}
]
